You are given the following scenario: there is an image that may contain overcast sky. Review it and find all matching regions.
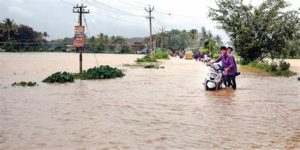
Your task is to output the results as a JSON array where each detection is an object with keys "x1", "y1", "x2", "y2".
[{"x1": 0, "y1": 0, "x2": 299, "y2": 43}]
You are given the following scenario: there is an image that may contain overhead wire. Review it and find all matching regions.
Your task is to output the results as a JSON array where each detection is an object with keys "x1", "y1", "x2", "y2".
[
  {"x1": 91, "y1": 0, "x2": 145, "y2": 17},
  {"x1": 84, "y1": 0, "x2": 146, "y2": 24},
  {"x1": 116, "y1": 0, "x2": 145, "y2": 8},
  {"x1": 83, "y1": 14, "x2": 99, "y2": 66}
]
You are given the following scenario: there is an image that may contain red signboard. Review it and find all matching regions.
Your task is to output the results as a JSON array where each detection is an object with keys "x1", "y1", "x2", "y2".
[{"x1": 73, "y1": 26, "x2": 85, "y2": 48}]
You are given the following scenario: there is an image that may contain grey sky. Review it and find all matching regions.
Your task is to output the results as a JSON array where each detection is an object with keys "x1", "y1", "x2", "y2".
[{"x1": 0, "y1": 0, "x2": 299, "y2": 43}]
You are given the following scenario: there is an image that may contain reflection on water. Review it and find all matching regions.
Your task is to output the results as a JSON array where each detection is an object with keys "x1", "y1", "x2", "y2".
[{"x1": 0, "y1": 53, "x2": 300, "y2": 149}]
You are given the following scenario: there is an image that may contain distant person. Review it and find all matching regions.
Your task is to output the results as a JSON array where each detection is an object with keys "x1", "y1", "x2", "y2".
[
  {"x1": 198, "y1": 52, "x2": 202, "y2": 61},
  {"x1": 212, "y1": 46, "x2": 237, "y2": 89},
  {"x1": 203, "y1": 54, "x2": 211, "y2": 63}
]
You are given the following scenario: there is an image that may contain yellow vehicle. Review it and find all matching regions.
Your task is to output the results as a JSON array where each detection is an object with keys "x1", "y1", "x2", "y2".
[{"x1": 185, "y1": 51, "x2": 193, "y2": 60}]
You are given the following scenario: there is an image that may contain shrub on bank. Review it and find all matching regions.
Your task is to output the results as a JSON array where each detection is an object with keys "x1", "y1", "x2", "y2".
[{"x1": 248, "y1": 60, "x2": 295, "y2": 77}]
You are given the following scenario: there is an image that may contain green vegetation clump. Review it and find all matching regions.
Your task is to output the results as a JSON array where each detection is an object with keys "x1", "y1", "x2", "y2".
[
  {"x1": 136, "y1": 55, "x2": 157, "y2": 62},
  {"x1": 43, "y1": 72, "x2": 74, "y2": 83},
  {"x1": 43, "y1": 65, "x2": 125, "y2": 83},
  {"x1": 76, "y1": 65, "x2": 124, "y2": 80},
  {"x1": 248, "y1": 60, "x2": 295, "y2": 77},
  {"x1": 153, "y1": 50, "x2": 169, "y2": 59},
  {"x1": 12, "y1": 81, "x2": 37, "y2": 87},
  {"x1": 136, "y1": 51, "x2": 170, "y2": 63}
]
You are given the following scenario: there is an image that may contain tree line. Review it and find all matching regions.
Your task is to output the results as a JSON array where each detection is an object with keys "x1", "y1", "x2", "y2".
[
  {"x1": 0, "y1": 18, "x2": 224, "y2": 54},
  {"x1": 0, "y1": 18, "x2": 48, "y2": 52},
  {"x1": 209, "y1": 0, "x2": 300, "y2": 63}
]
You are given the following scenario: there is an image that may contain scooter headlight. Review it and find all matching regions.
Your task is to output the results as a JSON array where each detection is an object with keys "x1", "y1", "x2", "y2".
[{"x1": 207, "y1": 82, "x2": 215, "y2": 89}]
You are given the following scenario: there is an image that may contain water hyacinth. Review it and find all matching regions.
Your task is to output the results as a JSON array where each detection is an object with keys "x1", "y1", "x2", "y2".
[
  {"x1": 42, "y1": 72, "x2": 74, "y2": 83},
  {"x1": 77, "y1": 65, "x2": 125, "y2": 80},
  {"x1": 43, "y1": 65, "x2": 125, "y2": 83}
]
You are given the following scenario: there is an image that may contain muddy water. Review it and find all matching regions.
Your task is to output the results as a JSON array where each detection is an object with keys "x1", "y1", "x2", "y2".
[{"x1": 0, "y1": 52, "x2": 300, "y2": 149}]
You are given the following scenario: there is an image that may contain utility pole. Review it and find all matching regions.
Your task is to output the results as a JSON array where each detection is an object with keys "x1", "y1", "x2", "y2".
[
  {"x1": 144, "y1": 5, "x2": 154, "y2": 52},
  {"x1": 160, "y1": 27, "x2": 165, "y2": 50},
  {"x1": 73, "y1": 4, "x2": 89, "y2": 73}
]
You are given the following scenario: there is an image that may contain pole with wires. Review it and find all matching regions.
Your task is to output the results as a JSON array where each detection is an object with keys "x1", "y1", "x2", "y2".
[
  {"x1": 145, "y1": 5, "x2": 154, "y2": 52},
  {"x1": 73, "y1": 4, "x2": 89, "y2": 73}
]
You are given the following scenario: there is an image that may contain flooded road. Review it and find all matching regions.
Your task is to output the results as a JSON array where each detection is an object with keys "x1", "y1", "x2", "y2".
[{"x1": 1, "y1": 53, "x2": 300, "y2": 149}]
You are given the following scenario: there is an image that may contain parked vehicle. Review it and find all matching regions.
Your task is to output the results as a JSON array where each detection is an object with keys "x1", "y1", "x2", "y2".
[{"x1": 185, "y1": 51, "x2": 193, "y2": 59}]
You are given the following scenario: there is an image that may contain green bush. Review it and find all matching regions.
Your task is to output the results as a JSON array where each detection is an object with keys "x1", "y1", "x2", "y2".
[
  {"x1": 77, "y1": 65, "x2": 125, "y2": 80},
  {"x1": 153, "y1": 50, "x2": 169, "y2": 59},
  {"x1": 201, "y1": 48, "x2": 209, "y2": 55},
  {"x1": 267, "y1": 62, "x2": 278, "y2": 72},
  {"x1": 136, "y1": 55, "x2": 157, "y2": 62},
  {"x1": 278, "y1": 60, "x2": 290, "y2": 71},
  {"x1": 43, "y1": 72, "x2": 74, "y2": 83},
  {"x1": 43, "y1": 66, "x2": 125, "y2": 83},
  {"x1": 247, "y1": 60, "x2": 294, "y2": 77},
  {"x1": 213, "y1": 53, "x2": 220, "y2": 59}
]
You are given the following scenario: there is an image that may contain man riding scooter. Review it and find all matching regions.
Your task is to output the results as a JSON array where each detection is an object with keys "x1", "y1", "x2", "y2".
[{"x1": 211, "y1": 46, "x2": 237, "y2": 89}]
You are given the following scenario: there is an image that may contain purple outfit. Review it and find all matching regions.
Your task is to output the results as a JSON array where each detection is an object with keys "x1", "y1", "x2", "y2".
[{"x1": 215, "y1": 55, "x2": 236, "y2": 75}]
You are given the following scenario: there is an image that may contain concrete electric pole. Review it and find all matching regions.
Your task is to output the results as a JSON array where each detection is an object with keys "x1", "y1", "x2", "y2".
[
  {"x1": 73, "y1": 4, "x2": 89, "y2": 73},
  {"x1": 144, "y1": 5, "x2": 154, "y2": 52}
]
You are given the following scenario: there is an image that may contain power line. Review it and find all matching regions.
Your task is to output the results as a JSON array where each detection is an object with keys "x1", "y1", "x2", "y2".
[
  {"x1": 83, "y1": 14, "x2": 90, "y2": 35},
  {"x1": 84, "y1": 0, "x2": 147, "y2": 24},
  {"x1": 83, "y1": 14, "x2": 99, "y2": 66},
  {"x1": 60, "y1": 0, "x2": 74, "y2": 6},
  {"x1": 88, "y1": 9, "x2": 145, "y2": 25},
  {"x1": 116, "y1": 0, "x2": 144, "y2": 8},
  {"x1": 91, "y1": 0, "x2": 144, "y2": 17}
]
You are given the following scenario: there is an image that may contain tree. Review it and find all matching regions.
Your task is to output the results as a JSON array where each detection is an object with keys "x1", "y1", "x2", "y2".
[
  {"x1": 214, "y1": 35, "x2": 223, "y2": 46},
  {"x1": 3, "y1": 18, "x2": 17, "y2": 41},
  {"x1": 203, "y1": 38, "x2": 218, "y2": 55},
  {"x1": 16, "y1": 25, "x2": 43, "y2": 51},
  {"x1": 209, "y1": 0, "x2": 300, "y2": 63},
  {"x1": 199, "y1": 27, "x2": 207, "y2": 46},
  {"x1": 89, "y1": 36, "x2": 96, "y2": 52},
  {"x1": 43, "y1": 32, "x2": 49, "y2": 40}
]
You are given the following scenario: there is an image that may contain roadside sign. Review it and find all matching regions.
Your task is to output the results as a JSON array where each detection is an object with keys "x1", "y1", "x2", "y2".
[{"x1": 73, "y1": 25, "x2": 85, "y2": 48}]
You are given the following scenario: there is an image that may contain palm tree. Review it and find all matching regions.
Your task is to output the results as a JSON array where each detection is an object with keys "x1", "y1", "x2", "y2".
[
  {"x1": 3, "y1": 18, "x2": 17, "y2": 41},
  {"x1": 43, "y1": 32, "x2": 49, "y2": 40}
]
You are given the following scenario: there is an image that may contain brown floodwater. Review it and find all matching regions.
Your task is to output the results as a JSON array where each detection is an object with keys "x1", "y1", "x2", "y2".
[{"x1": 0, "y1": 52, "x2": 300, "y2": 149}]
